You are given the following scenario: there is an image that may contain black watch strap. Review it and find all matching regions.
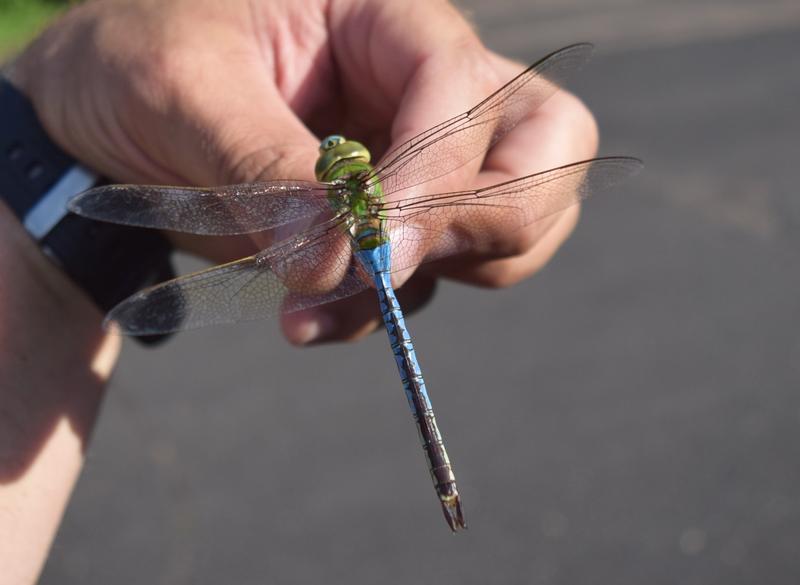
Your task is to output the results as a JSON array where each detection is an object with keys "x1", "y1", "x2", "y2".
[{"x1": 0, "y1": 77, "x2": 174, "y2": 345}]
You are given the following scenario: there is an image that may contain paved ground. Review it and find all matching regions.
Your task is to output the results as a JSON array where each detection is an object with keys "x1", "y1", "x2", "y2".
[{"x1": 41, "y1": 2, "x2": 800, "y2": 584}]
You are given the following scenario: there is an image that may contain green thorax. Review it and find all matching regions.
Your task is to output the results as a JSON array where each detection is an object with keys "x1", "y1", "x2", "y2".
[{"x1": 315, "y1": 135, "x2": 386, "y2": 249}]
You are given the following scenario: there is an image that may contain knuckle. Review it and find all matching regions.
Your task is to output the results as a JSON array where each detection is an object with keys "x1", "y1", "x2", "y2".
[
  {"x1": 144, "y1": 47, "x2": 190, "y2": 92},
  {"x1": 482, "y1": 215, "x2": 560, "y2": 259},
  {"x1": 486, "y1": 233, "x2": 536, "y2": 259},
  {"x1": 225, "y1": 144, "x2": 290, "y2": 184},
  {"x1": 221, "y1": 142, "x2": 312, "y2": 185},
  {"x1": 482, "y1": 263, "x2": 526, "y2": 289},
  {"x1": 504, "y1": 223, "x2": 549, "y2": 256},
  {"x1": 469, "y1": 207, "x2": 581, "y2": 289},
  {"x1": 550, "y1": 90, "x2": 599, "y2": 159}
]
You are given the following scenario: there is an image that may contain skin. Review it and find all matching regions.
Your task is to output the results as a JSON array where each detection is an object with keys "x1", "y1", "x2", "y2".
[{"x1": 1, "y1": 0, "x2": 597, "y2": 580}]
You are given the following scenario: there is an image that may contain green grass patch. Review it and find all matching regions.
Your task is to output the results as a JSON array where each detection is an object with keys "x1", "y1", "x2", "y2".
[{"x1": 0, "y1": 0, "x2": 70, "y2": 59}]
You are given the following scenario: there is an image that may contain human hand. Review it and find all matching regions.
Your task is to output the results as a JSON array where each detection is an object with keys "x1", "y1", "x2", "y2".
[{"x1": 12, "y1": 0, "x2": 597, "y2": 344}]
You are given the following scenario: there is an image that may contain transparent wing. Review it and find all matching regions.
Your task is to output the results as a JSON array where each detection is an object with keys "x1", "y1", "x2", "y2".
[
  {"x1": 106, "y1": 217, "x2": 371, "y2": 335},
  {"x1": 69, "y1": 180, "x2": 337, "y2": 235},
  {"x1": 104, "y1": 158, "x2": 641, "y2": 335},
  {"x1": 381, "y1": 157, "x2": 643, "y2": 272},
  {"x1": 368, "y1": 43, "x2": 594, "y2": 196}
]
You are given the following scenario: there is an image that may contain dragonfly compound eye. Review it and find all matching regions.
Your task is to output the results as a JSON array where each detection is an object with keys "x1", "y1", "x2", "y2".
[
  {"x1": 320, "y1": 135, "x2": 346, "y2": 151},
  {"x1": 314, "y1": 137, "x2": 372, "y2": 181}
]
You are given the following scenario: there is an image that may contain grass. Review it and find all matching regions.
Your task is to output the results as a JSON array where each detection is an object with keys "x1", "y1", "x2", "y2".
[{"x1": 0, "y1": 0, "x2": 69, "y2": 58}]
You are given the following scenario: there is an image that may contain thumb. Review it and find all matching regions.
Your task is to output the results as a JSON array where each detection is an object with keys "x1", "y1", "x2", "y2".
[
  {"x1": 170, "y1": 73, "x2": 320, "y2": 186},
  {"x1": 163, "y1": 67, "x2": 326, "y2": 258}
]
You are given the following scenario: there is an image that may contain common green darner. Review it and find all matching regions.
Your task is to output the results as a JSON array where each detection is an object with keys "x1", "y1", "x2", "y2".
[{"x1": 69, "y1": 43, "x2": 641, "y2": 531}]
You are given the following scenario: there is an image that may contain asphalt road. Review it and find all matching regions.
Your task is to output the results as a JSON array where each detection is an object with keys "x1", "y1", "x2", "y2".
[{"x1": 41, "y1": 2, "x2": 800, "y2": 584}]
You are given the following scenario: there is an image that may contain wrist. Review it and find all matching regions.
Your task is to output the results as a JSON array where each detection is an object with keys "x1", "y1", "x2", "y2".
[
  {"x1": 0, "y1": 203, "x2": 118, "y2": 582},
  {"x1": 0, "y1": 75, "x2": 176, "y2": 341},
  {"x1": 0, "y1": 200, "x2": 115, "y2": 365}
]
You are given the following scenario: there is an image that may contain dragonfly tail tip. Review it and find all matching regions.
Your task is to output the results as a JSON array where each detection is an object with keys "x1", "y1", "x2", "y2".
[{"x1": 441, "y1": 496, "x2": 466, "y2": 532}]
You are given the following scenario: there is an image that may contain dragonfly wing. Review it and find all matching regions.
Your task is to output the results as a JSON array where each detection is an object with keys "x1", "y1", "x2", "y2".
[
  {"x1": 107, "y1": 217, "x2": 371, "y2": 335},
  {"x1": 69, "y1": 180, "x2": 337, "y2": 235},
  {"x1": 381, "y1": 157, "x2": 643, "y2": 273},
  {"x1": 368, "y1": 43, "x2": 594, "y2": 197}
]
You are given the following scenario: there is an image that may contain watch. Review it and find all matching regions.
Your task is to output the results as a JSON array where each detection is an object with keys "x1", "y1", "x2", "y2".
[{"x1": 0, "y1": 76, "x2": 175, "y2": 345}]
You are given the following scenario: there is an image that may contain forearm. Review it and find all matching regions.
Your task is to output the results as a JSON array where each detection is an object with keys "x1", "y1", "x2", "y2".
[{"x1": 0, "y1": 204, "x2": 119, "y2": 584}]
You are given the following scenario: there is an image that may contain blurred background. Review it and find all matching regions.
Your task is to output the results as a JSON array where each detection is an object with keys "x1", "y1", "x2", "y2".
[{"x1": 3, "y1": 0, "x2": 799, "y2": 583}]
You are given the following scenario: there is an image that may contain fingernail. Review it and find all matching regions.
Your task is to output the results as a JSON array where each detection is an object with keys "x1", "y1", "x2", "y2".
[{"x1": 289, "y1": 311, "x2": 336, "y2": 345}]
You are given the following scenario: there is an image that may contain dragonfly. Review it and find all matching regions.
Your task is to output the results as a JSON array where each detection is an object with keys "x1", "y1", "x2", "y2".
[{"x1": 69, "y1": 43, "x2": 641, "y2": 531}]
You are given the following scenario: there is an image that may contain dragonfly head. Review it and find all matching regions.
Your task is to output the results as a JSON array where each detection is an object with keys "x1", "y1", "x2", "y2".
[{"x1": 315, "y1": 135, "x2": 371, "y2": 181}]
